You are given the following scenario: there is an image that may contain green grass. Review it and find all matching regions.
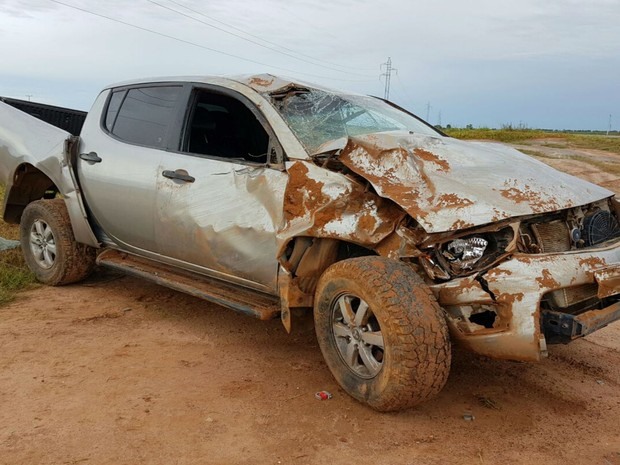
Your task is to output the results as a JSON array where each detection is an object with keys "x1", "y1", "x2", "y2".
[
  {"x1": 0, "y1": 185, "x2": 36, "y2": 305},
  {"x1": 444, "y1": 128, "x2": 620, "y2": 153},
  {"x1": 568, "y1": 134, "x2": 620, "y2": 153},
  {"x1": 444, "y1": 128, "x2": 557, "y2": 143}
]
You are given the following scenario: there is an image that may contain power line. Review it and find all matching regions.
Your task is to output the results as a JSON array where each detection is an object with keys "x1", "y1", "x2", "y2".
[
  {"x1": 161, "y1": 0, "x2": 374, "y2": 74},
  {"x1": 394, "y1": 73, "x2": 418, "y2": 110},
  {"x1": 46, "y1": 0, "x2": 375, "y2": 83},
  {"x1": 145, "y1": 0, "x2": 373, "y2": 77}
]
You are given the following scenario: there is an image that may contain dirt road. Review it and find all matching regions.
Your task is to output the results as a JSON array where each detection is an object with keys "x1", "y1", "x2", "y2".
[{"x1": 1, "y1": 140, "x2": 619, "y2": 465}]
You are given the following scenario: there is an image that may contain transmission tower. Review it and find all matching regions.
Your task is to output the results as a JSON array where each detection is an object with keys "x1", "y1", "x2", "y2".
[{"x1": 380, "y1": 57, "x2": 397, "y2": 100}]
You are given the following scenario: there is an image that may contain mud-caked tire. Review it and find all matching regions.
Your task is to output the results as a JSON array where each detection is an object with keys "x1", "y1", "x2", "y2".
[
  {"x1": 314, "y1": 257, "x2": 451, "y2": 411},
  {"x1": 20, "y1": 199, "x2": 96, "y2": 286}
]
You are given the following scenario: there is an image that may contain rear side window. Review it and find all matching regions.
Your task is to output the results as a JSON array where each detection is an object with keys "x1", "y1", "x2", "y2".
[
  {"x1": 105, "y1": 90, "x2": 125, "y2": 131},
  {"x1": 107, "y1": 86, "x2": 182, "y2": 148}
]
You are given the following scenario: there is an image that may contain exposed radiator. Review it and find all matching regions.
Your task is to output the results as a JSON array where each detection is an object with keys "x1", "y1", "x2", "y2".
[{"x1": 531, "y1": 220, "x2": 571, "y2": 253}]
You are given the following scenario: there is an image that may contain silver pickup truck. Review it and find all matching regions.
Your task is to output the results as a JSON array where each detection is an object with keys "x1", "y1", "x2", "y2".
[{"x1": 1, "y1": 74, "x2": 619, "y2": 411}]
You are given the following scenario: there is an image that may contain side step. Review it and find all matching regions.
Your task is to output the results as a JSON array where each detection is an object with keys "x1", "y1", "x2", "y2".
[{"x1": 96, "y1": 249, "x2": 280, "y2": 320}]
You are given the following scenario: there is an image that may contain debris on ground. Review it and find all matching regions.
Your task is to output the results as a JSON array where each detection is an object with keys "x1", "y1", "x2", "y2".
[
  {"x1": 476, "y1": 394, "x2": 502, "y2": 410},
  {"x1": 0, "y1": 237, "x2": 20, "y2": 251}
]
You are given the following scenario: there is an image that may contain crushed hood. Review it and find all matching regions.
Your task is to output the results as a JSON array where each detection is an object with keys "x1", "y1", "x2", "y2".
[{"x1": 338, "y1": 132, "x2": 614, "y2": 233}]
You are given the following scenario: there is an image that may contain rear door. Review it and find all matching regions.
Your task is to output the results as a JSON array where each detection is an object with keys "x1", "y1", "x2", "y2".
[{"x1": 78, "y1": 84, "x2": 186, "y2": 253}]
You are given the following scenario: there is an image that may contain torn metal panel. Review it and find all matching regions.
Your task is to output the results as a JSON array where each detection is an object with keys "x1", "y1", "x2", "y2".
[
  {"x1": 0, "y1": 101, "x2": 98, "y2": 246},
  {"x1": 237, "y1": 73, "x2": 337, "y2": 97},
  {"x1": 277, "y1": 160, "x2": 405, "y2": 252},
  {"x1": 339, "y1": 132, "x2": 613, "y2": 233}
]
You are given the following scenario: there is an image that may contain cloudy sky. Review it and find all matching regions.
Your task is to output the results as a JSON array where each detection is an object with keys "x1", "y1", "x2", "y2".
[{"x1": 1, "y1": 0, "x2": 618, "y2": 130}]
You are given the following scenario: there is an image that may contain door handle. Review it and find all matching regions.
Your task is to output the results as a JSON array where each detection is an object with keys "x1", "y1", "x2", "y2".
[
  {"x1": 162, "y1": 169, "x2": 195, "y2": 183},
  {"x1": 79, "y1": 152, "x2": 102, "y2": 163}
]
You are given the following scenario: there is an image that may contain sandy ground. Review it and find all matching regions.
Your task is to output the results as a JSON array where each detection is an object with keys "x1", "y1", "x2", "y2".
[{"x1": 1, "y1": 141, "x2": 620, "y2": 465}]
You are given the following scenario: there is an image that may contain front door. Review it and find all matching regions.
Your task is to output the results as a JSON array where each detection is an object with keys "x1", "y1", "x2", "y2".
[{"x1": 153, "y1": 87, "x2": 287, "y2": 294}]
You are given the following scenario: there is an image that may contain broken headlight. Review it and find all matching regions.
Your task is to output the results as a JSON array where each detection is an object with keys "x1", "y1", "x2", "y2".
[
  {"x1": 421, "y1": 227, "x2": 514, "y2": 280},
  {"x1": 442, "y1": 237, "x2": 488, "y2": 272}
]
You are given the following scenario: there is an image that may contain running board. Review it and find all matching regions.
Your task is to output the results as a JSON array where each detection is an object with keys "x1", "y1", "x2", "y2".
[{"x1": 96, "y1": 250, "x2": 280, "y2": 320}]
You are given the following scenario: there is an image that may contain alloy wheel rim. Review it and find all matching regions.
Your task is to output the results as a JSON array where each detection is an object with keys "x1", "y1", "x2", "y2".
[
  {"x1": 331, "y1": 293, "x2": 385, "y2": 378},
  {"x1": 29, "y1": 219, "x2": 57, "y2": 270}
]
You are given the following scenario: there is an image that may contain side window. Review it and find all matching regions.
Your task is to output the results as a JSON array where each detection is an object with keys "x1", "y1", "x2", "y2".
[
  {"x1": 109, "y1": 86, "x2": 182, "y2": 148},
  {"x1": 185, "y1": 90, "x2": 269, "y2": 163},
  {"x1": 105, "y1": 90, "x2": 125, "y2": 131}
]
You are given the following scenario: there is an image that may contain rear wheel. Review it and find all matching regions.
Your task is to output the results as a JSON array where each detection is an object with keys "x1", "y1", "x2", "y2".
[
  {"x1": 314, "y1": 257, "x2": 451, "y2": 411},
  {"x1": 20, "y1": 199, "x2": 96, "y2": 285}
]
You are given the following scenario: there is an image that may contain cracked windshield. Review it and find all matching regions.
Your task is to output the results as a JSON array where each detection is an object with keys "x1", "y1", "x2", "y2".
[{"x1": 273, "y1": 89, "x2": 440, "y2": 153}]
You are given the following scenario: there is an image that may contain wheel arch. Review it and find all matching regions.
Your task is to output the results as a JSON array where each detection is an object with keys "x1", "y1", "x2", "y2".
[
  {"x1": 3, "y1": 162, "x2": 99, "y2": 247},
  {"x1": 278, "y1": 235, "x2": 378, "y2": 332},
  {"x1": 3, "y1": 163, "x2": 59, "y2": 223}
]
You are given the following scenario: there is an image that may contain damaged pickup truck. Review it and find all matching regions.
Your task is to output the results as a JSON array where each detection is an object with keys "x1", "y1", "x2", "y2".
[{"x1": 1, "y1": 74, "x2": 619, "y2": 411}]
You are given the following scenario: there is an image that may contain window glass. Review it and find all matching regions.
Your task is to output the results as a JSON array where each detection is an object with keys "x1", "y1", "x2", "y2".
[
  {"x1": 186, "y1": 91, "x2": 269, "y2": 163},
  {"x1": 105, "y1": 90, "x2": 125, "y2": 131},
  {"x1": 112, "y1": 86, "x2": 181, "y2": 148}
]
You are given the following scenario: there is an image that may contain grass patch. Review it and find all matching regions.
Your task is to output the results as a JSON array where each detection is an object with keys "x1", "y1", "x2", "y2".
[
  {"x1": 444, "y1": 128, "x2": 620, "y2": 153},
  {"x1": 570, "y1": 156, "x2": 620, "y2": 176},
  {"x1": 0, "y1": 184, "x2": 36, "y2": 305},
  {"x1": 444, "y1": 128, "x2": 561, "y2": 143},
  {"x1": 566, "y1": 134, "x2": 620, "y2": 153}
]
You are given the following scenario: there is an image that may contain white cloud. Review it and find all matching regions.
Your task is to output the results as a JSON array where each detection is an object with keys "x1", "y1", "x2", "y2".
[{"x1": 0, "y1": 0, "x2": 618, "y2": 128}]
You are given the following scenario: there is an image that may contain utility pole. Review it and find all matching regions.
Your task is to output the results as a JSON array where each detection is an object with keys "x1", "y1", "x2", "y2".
[
  {"x1": 25, "y1": 94, "x2": 33, "y2": 102},
  {"x1": 608, "y1": 114, "x2": 612, "y2": 136},
  {"x1": 425, "y1": 102, "x2": 431, "y2": 121},
  {"x1": 380, "y1": 57, "x2": 397, "y2": 100}
]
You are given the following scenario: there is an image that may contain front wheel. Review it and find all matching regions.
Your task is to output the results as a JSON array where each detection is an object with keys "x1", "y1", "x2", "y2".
[
  {"x1": 314, "y1": 257, "x2": 451, "y2": 411},
  {"x1": 20, "y1": 199, "x2": 96, "y2": 285}
]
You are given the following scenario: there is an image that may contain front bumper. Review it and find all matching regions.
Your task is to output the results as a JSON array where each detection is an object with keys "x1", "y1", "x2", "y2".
[
  {"x1": 542, "y1": 302, "x2": 620, "y2": 342},
  {"x1": 430, "y1": 240, "x2": 620, "y2": 361}
]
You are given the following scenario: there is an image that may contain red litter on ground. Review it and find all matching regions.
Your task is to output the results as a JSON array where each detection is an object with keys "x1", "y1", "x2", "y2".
[{"x1": 315, "y1": 391, "x2": 333, "y2": 400}]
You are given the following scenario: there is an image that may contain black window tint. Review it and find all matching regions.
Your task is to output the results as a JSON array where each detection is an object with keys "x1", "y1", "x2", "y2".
[
  {"x1": 186, "y1": 91, "x2": 269, "y2": 163},
  {"x1": 105, "y1": 90, "x2": 125, "y2": 131},
  {"x1": 112, "y1": 86, "x2": 181, "y2": 148}
]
